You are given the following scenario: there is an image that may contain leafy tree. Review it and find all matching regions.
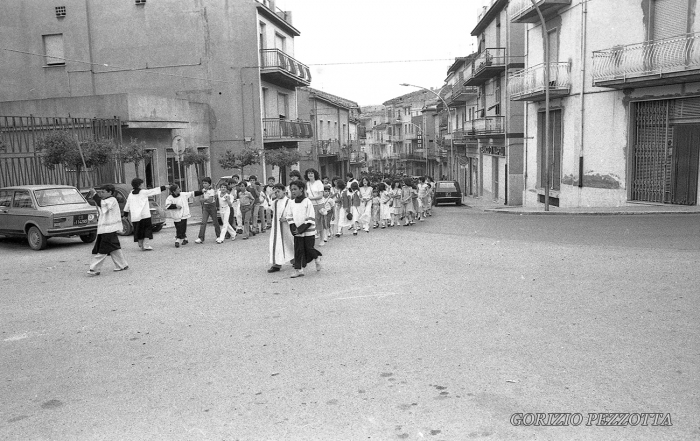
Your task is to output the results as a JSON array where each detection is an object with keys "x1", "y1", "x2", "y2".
[
  {"x1": 115, "y1": 138, "x2": 150, "y2": 178},
  {"x1": 37, "y1": 131, "x2": 115, "y2": 188},
  {"x1": 264, "y1": 147, "x2": 300, "y2": 182},
  {"x1": 181, "y1": 147, "x2": 209, "y2": 182},
  {"x1": 217, "y1": 147, "x2": 260, "y2": 178}
]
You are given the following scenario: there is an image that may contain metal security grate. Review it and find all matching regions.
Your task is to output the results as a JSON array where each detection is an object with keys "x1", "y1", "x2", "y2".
[
  {"x1": 632, "y1": 101, "x2": 672, "y2": 203},
  {"x1": 55, "y1": 6, "x2": 66, "y2": 17}
]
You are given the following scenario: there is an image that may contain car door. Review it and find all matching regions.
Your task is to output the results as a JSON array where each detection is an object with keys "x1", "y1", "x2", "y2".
[
  {"x1": 10, "y1": 190, "x2": 37, "y2": 233},
  {"x1": 0, "y1": 190, "x2": 13, "y2": 234}
]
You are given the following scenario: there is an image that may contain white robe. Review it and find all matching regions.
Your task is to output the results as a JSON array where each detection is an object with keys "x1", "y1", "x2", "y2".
[{"x1": 269, "y1": 197, "x2": 294, "y2": 265}]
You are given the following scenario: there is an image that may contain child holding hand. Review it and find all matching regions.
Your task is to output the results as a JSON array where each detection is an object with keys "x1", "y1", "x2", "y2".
[{"x1": 216, "y1": 183, "x2": 237, "y2": 243}]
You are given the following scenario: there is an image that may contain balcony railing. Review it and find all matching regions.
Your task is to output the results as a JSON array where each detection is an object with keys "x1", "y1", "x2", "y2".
[
  {"x1": 260, "y1": 48, "x2": 311, "y2": 88},
  {"x1": 465, "y1": 48, "x2": 507, "y2": 86},
  {"x1": 315, "y1": 140, "x2": 341, "y2": 158},
  {"x1": 349, "y1": 151, "x2": 367, "y2": 163},
  {"x1": 262, "y1": 118, "x2": 313, "y2": 140},
  {"x1": 508, "y1": 62, "x2": 571, "y2": 101},
  {"x1": 593, "y1": 33, "x2": 700, "y2": 88},
  {"x1": 508, "y1": 0, "x2": 571, "y2": 23},
  {"x1": 450, "y1": 83, "x2": 479, "y2": 103},
  {"x1": 467, "y1": 116, "x2": 505, "y2": 137}
]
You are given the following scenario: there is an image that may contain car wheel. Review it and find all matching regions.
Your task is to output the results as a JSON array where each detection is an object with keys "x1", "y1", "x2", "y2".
[
  {"x1": 119, "y1": 218, "x2": 134, "y2": 236},
  {"x1": 151, "y1": 223, "x2": 163, "y2": 233},
  {"x1": 80, "y1": 231, "x2": 97, "y2": 243},
  {"x1": 27, "y1": 226, "x2": 47, "y2": 251}
]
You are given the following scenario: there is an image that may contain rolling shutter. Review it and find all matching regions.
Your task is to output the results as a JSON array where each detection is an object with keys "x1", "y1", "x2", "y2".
[{"x1": 652, "y1": 0, "x2": 689, "y2": 40}]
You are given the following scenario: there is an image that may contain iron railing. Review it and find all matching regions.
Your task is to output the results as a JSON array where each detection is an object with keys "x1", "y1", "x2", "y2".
[
  {"x1": 260, "y1": 49, "x2": 311, "y2": 83},
  {"x1": 451, "y1": 83, "x2": 479, "y2": 99},
  {"x1": 471, "y1": 48, "x2": 506, "y2": 76},
  {"x1": 508, "y1": 62, "x2": 571, "y2": 99},
  {"x1": 262, "y1": 118, "x2": 313, "y2": 139},
  {"x1": 508, "y1": 0, "x2": 571, "y2": 22},
  {"x1": 592, "y1": 33, "x2": 700, "y2": 83},
  {"x1": 467, "y1": 116, "x2": 505, "y2": 136},
  {"x1": 0, "y1": 116, "x2": 123, "y2": 188}
]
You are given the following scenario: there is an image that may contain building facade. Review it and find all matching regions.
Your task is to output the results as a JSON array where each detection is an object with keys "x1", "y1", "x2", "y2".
[
  {"x1": 512, "y1": 0, "x2": 700, "y2": 207},
  {"x1": 468, "y1": 0, "x2": 526, "y2": 205},
  {"x1": 0, "y1": 0, "x2": 313, "y2": 192}
]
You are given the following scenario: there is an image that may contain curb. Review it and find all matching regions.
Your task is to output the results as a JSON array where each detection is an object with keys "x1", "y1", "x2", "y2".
[{"x1": 483, "y1": 208, "x2": 700, "y2": 216}]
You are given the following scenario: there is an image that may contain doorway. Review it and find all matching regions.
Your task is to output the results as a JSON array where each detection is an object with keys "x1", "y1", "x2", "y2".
[{"x1": 671, "y1": 124, "x2": 700, "y2": 205}]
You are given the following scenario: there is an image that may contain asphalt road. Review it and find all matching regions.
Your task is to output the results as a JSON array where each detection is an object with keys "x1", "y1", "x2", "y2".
[{"x1": 1, "y1": 207, "x2": 699, "y2": 441}]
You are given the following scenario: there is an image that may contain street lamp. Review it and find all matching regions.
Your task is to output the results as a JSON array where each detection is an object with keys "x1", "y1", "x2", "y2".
[
  {"x1": 530, "y1": 0, "x2": 551, "y2": 211},
  {"x1": 400, "y1": 83, "x2": 454, "y2": 180}
]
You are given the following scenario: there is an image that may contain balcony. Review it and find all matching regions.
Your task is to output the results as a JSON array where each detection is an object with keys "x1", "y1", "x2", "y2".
[
  {"x1": 465, "y1": 48, "x2": 508, "y2": 86},
  {"x1": 349, "y1": 151, "x2": 367, "y2": 164},
  {"x1": 449, "y1": 83, "x2": 479, "y2": 103},
  {"x1": 593, "y1": 33, "x2": 700, "y2": 88},
  {"x1": 260, "y1": 49, "x2": 311, "y2": 89},
  {"x1": 315, "y1": 140, "x2": 341, "y2": 160},
  {"x1": 262, "y1": 118, "x2": 313, "y2": 141},
  {"x1": 508, "y1": 0, "x2": 571, "y2": 23},
  {"x1": 400, "y1": 153, "x2": 425, "y2": 161},
  {"x1": 509, "y1": 62, "x2": 571, "y2": 101},
  {"x1": 468, "y1": 116, "x2": 505, "y2": 137},
  {"x1": 451, "y1": 128, "x2": 475, "y2": 143}
]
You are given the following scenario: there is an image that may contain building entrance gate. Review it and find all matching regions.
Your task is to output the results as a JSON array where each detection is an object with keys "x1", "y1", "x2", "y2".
[{"x1": 632, "y1": 98, "x2": 700, "y2": 205}]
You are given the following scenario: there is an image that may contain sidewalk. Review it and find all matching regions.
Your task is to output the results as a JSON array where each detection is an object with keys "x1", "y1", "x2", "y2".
[{"x1": 462, "y1": 195, "x2": 700, "y2": 215}]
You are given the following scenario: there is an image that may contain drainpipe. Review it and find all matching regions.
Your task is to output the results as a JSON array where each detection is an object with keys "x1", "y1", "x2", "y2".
[
  {"x1": 84, "y1": 0, "x2": 96, "y2": 95},
  {"x1": 579, "y1": 0, "x2": 587, "y2": 189}
]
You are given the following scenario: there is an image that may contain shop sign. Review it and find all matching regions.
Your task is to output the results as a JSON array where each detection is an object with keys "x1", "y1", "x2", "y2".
[{"x1": 480, "y1": 145, "x2": 505, "y2": 157}]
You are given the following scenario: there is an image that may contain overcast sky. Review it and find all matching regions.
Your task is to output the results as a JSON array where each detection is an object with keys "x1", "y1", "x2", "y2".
[{"x1": 282, "y1": 0, "x2": 487, "y2": 107}]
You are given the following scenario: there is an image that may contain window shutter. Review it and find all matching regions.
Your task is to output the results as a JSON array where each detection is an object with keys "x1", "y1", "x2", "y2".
[
  {"x1": 43, "y1": 34, "x2": 64, "y2": 65},
  {"x1": 652, "y1": 0, "x2": 688, "y2": 40}
]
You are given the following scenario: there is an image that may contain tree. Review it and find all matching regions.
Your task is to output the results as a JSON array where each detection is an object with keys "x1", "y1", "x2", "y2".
[
  {"x1": 217, "y1": 147, "x2": 260, "y2": 178},
  {"x1": 37, "y1": 131, "x2": 115, "y2": 188},
  {"x1": 115, "y1": 138, "x2": 150, "y2": 178},
  {"x1": 264, "y1": 147, "x2": 300, "y2": 182},
  {"x1": 181, "y1": 147, "x2": 209, "y2": 182}
]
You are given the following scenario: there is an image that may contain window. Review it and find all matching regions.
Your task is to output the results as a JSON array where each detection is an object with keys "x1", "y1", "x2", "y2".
[
  {"x1": 135, "y1": 0, "x2": 146, "y2": 4},
  {"x1": 13, "y1": 191, "x2": 33, "y2": 208},
  {"x1": 0, "y1": 190, "x2": 11, "y2": 207},
  {"x1": 43, "y1": 34, "x2": 65, "y2": 66},
  {"x1": 274, "y1": 33, "x2": 286, "y2": 52},
  {"x1": 55, "y1": 6, "x2": 66, "y2": 17},
  {"x1": 538, "y1": 109, "x2": 563, "y2": 191},
  {"x1": 277, "y1": 92, "x2": 288, "y2": 119}
]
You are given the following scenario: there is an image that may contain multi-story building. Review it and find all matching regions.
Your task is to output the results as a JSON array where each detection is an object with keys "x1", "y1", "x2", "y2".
[
  {"x1": 512, "y1": 0, "x2": 700, "y2": 207},
  {"x1": 0, "y1": 0, "x2": 313, "y2": 192},
  {"x1": 297, "y1": 87, "x2": 360, "y2": 179},
  {"x1": 468, "y1": 0, "x2": 525, "y2": 204},
  {"x1": 384, "y1": 90, "x2": 440, "y2": 177}
]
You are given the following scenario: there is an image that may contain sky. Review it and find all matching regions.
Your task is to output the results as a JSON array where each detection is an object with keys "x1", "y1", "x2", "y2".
[{"x1": 281, "y1": 0, "x2": 488, "y2": 107}]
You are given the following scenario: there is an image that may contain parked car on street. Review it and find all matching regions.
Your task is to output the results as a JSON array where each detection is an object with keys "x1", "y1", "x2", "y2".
[
  {"x1": 433, "y1": 180, "x2": 463, "y2": 206},
  {"x1": 0, "y1": 185, "x2": 98, "y2": 250},
  {"x1": 82, "y1": 183, "x2": 165, "y2": 236}
]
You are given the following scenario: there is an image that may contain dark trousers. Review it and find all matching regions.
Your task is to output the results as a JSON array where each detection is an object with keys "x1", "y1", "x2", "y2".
[
  {"x1": 174, "y1": 219, "x2": 188, "y2": 239},
  {"x1": 198, "y1": 204, "x2": 221, "y2": 240},
  {"x1": 293, "y1": 235, "x2": 322, "y2": 269}
]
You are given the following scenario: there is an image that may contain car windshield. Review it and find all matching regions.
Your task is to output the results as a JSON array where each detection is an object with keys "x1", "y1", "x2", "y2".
[
  {"x1": 34, "y1": 188, "x2": 86, "y2": 206},
  {"x1": 438, "y1": 182, "x2": 457, "y2": 191}
]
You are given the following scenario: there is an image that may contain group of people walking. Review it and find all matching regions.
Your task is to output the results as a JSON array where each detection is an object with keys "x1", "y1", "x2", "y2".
[{"x1": 85, "y1": 170, "x2": 437, "y2": 279}]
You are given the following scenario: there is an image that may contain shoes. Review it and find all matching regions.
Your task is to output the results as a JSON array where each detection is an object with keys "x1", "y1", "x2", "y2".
[
  {"x1": 335, "y1": 233, "x2": 341, "y2": 238},
  {"x1": 175, "y1": 242, "x2": 180, "y2": 248},
  {"x1": 290, "y1": 270, "x2": 305, "y2": 278},
  {"x1": 231, "y1": 234, "x2": 236, "y2": 241},
  {"x1": 182, "y1": 239, "x2": 188, "y2": 245},
  {"x1": 381, "y1": 225, "x2": 386, "y2": 229},
  {"x1": 324, "y1": 238, "x2": 328, "y2": 242},
  {"x1": 420, "y1": 218, "x2": 425, "y2": 222},
  {"x1": 87, "y1": 270, "x2": 100, "y2": 276},
  {"x1": 142, "y1": 246, "x2": 153, "y2": 251},
  {"x1": 195, "y1": 238, "x2": 203, "y2": 244},
  {"x1": 113, "y1": 266, "x2": 129, "y2": 272},
  {"x1": 365, "y1": 229, "x2": 369, "y2": 233},
  {"x1": 315, "y1": 257, "x2": 322, "y2": 271},
  {"x1": 318, "y1": 241, "x2": 325, "y2": 246},
  {"x1": 267, "y1": 266, "x2": 281, "y2": 273},
  {"x1": 353, "y1": 231, "x2": 358, "y2": 236},
  {"x1": 216, "y1": 239, "x2": 223, "y2": 244}
]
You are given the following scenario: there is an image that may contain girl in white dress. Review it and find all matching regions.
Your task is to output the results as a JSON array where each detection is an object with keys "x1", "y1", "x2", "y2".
[{"x1": 357, "y1": 177, "x2": 373, "y2": 233}]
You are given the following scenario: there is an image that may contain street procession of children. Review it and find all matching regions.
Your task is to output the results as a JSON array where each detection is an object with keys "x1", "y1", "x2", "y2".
[{"x1": 86, "y1": 169, "x2": 437, "y2": 279}]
